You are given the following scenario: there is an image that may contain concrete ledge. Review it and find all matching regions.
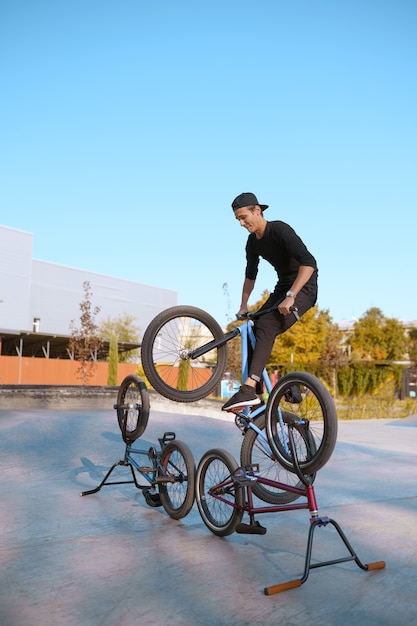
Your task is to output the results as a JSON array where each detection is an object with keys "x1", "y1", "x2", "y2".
[
  {"x1": 0, "y1": 384, "x2": 224, "y2": 416},
  {"x1": 148, "y1": 390, "x2": 225, "y2": 418},
  {"x1": 0, "y1": 385, "x2": 120, "y2": 409}
]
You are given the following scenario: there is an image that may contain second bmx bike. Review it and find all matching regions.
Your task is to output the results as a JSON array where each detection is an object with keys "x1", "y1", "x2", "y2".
[{"x1": 81, "y1": 374, "x2": 195, "y2": 520}]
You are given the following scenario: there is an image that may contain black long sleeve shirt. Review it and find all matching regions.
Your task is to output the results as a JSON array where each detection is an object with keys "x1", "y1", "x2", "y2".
[{"x1": 245, "y1": 220, "x2": 318, "y2": 291}]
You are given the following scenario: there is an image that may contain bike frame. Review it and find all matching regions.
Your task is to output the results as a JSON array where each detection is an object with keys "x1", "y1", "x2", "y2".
[
  {"x1": 240, "y1": 319, "x2": 273, "y2": 407},
  {"x1": 190, "y1": 304, "x2": 298, "y2": 403},
  {"x1": 80, "y1": 431, "x2": 180, "y2": 496},
  {"x1": 205, "y1": 463, "x2": 385, "y2": 594},
  {"x1": 242, "y1": 320, "x2": 301, "y2": 458},
  {"x1": 212, "y1": 467, "x2": 315, "y2": 516},
  {"x1": 191, "y1": 307, "x2": 299, "y2": 458},
  {"x1": 200, "y1": 424, "x2": 385, "y2": 594}
]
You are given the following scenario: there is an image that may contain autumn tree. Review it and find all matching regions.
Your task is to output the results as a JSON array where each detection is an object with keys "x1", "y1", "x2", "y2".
[
  {"x1": 69, "y1": 281, "x2": 103, "y2": 384},
  {"x1": 270, "y1": 306, "x2": 336, "y2": 367}
]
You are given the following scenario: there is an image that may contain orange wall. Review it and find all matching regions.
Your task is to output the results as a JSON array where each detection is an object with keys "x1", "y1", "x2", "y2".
[{"x1": 0, "y1": 355, "x2": 138, "y2": 385}]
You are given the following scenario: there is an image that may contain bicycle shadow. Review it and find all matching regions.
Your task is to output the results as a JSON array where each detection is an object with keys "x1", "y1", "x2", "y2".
[
  {"x1": 70, "y1": 429, "x2": 156, "y2": 481},
  {"x1": 70, "y1": 456, "x2": 114, "y2": 481}
]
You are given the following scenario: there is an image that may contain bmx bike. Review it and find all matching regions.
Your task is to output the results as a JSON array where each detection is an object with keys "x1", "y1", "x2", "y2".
[
  {"x1": 195, "y1": 442, "x2": 386, "y2": 594},
  {"x1": 141, "y1": 306, "x2": 385, "y2": 593},
  {"x1": 80, "y1": 374, "x2": 195, "y2": 520},
  {"x1": 141, "y1": 304, "x2": 338, "y2": 492}
]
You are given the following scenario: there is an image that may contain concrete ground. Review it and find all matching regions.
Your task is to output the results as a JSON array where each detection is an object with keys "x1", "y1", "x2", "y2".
[{"x1": 0, "y1": 400, "x2": 416, "y2": 626}]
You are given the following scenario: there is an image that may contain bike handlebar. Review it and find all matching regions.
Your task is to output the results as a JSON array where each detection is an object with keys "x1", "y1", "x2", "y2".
[
  {"x1": 237, "y1": 305, "x2": 300, "y2": 322},
  {"x1": 190, "y1": 304, "x2": 300, "y2": 361}
]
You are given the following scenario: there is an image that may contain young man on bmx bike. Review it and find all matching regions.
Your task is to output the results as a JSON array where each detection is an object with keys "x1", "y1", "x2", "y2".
[{"x1": 222, "y1": 192, "x2": 318, "y2": 412}]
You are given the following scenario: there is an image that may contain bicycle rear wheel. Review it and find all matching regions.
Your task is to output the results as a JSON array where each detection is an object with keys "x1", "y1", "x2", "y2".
[
  {"x1": 141, "y1": 305, "x2": 227, "y2": 402},
  {"x1": 240, "y1": 414, "x2": 315, "y2": 504},
  {"x1": 158, "y1": 440, "x2": 196, "y2": 520},
  {"x1": 195, "y1": 449, "x2": 244, "y2": 536},
  {"x1": 115, "y1": 374, "x2": 150, "y2": 442},
  {"x1": 266, "y1": 372, "x2": 338, "y2": 474}
]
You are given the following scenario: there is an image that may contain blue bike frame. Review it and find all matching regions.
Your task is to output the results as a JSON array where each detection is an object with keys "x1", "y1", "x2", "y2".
[
  {"x1": 237, "y1": 317, "x2": 293, "y2": 457},
  {"x1": 190, "y1": 306, "x2": 300, "y2": 457}
]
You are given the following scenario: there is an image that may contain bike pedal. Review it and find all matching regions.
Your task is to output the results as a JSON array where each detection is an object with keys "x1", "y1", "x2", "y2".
[
  {"x1": 235, "y1": 521, "x2": 267, "y2": 535},
  {"x1": 233, "y1": 473, "x2": 258, "y2": 487},
  {"x1": 225, "y1": 407, "x2": 243, "y2": 414}
]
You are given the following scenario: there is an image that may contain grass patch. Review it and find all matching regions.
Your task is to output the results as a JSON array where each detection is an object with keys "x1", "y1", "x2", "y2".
[{"x1": 335, "y1": 382, "x2": 417, "y2": 420}]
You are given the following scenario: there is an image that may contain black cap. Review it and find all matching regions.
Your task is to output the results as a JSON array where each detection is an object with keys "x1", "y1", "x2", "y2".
[{"x1": 231, "y1": 192, "x2": 268, "y2": 211}]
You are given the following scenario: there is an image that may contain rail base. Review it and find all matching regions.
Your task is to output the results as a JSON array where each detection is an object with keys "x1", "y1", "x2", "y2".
[
  {"x1": 264, "y1": 516, "x2": 386, "y2": 595},
  {"x1": 80, "y1": 457, "x2": 149, "y2": 496}
]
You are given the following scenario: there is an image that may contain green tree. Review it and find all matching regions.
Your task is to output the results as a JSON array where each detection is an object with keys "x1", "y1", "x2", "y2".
[
  {"x1": 349, "y1": 307, "x2": 407, "y2": 361},
  {"x1": 407, "y1": 327, "x2": 417, "y2": 363},
  {"x1": 383, "y1": 317, "x2": 407, "y2": 360},
  {"x1": 318, "y1": 310, "x2": 347, "y2": 393},
  {"x1": 177, "y1": 337, "x2": 192, "y2": 391},
  {"x1": 349, "y1": 308, "x2": 386, "y2": 360},
  {"x1": 99, "y1": 313, "x2": 141, "y2": 363},
  {"x1": 69, "y1": 281, "x2": 103, "y2": 384},
  {"x1": 107, "y1": 332, "x2": 118, "y2": 385}
]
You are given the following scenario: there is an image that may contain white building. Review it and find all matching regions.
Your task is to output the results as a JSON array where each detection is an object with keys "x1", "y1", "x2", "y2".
[{"x1": 0, "y1": 224, "x2": 177, "y2": 354}]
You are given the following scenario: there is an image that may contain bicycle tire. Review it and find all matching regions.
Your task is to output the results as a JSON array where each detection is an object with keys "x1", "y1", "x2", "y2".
[
  {"x1": 240, "y1": 414, "x2": 315, "y2": 504},
  {"x1": 266, "y1": 372, "x2": 337, "y2": 474},
  {"x1": 195, "y1": 448, "x2": 244, "y2": 537},
  {"x1": 158, "y1": 440, "x2": 196, "y2": 520},
  {"x1": 115, "y1": 374, "x2": 150, "y2": 442},
  {"x1": 141, "y1": 305, "x2": 228, "y2": 402}
]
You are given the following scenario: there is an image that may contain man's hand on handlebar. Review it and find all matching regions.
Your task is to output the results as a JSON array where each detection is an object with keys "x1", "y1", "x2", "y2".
[
  {"x1": 236, "y1": 307, "x2": 249, "y2": 320},
  {"x1": 278, "y1": 296, "x2": 295, "y2": 316},
  {"x1": 236, "y1": 303, "x2": 300, "y2": 322}
]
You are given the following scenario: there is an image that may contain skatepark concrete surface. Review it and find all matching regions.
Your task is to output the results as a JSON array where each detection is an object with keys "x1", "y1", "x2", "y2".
[{"x1": 1, "y1": 397, "x2": 416, "y2": 626}]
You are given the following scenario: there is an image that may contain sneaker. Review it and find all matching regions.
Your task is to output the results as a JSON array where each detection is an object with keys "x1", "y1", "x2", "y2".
[
  {"x1": 222, "y1": 384, "x2": 262, "y2": 412},
  {"x1": 284, "y1": 384, "x2": 302, "y2": 403}
]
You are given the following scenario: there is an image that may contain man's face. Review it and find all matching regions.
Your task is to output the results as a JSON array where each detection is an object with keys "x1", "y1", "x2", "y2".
[{"x1": 233, "y1": 205, "x2": 262, "y2": 233}]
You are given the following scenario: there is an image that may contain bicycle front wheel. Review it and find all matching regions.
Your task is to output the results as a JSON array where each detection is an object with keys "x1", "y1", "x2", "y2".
[
  {"x1": 240, "y1": 414, "x2": 315, "y2": 504},
  {"x1": 266, "y1": 372, "x2": 338, "y2": 474},
  {"x1": 195, "y1": 449, "x2": 244, "y2": 536},
  {"x1": 141, "y1": 305, "x2": 227, "y2": 402},
  {"x1": 158, "y1": 440, "x2": 196, "y2": 520},
  {"x1": 115, "y1": 374, "x2": 150, "y2": 442}
]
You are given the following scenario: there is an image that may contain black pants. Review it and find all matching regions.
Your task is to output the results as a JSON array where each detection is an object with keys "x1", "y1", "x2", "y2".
[{"x1": 249, "y1": 282, "x2": 317, "y2": 384}]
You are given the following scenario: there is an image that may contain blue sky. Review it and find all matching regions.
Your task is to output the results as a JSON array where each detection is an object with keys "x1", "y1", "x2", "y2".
[{"x1": 1, "y1": 0, "x2": 416, "y2": 328}]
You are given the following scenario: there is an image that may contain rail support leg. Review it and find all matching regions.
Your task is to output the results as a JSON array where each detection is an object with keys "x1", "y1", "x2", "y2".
[
  {"x1": 80, "y1": 459, "x2": 144, "y2": 496},
  {"x1": 264, "y1": 516, "x2": 386, "y2": 596}
]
